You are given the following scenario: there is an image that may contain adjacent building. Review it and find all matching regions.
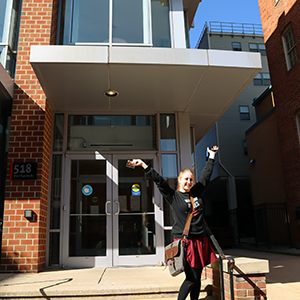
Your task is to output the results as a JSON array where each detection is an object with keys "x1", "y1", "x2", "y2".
[
  {"x1": 247, "y1": 0, "x2": 300, "y2": 247},
  {"x1": 0, "y1": 0, "x2": 261, "y2": 272},
  {"x1": 195, "y1": 21, "x2": 270, "y2": 245}
]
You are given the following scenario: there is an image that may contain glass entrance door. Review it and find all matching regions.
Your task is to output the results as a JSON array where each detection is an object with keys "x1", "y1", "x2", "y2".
[
  {"x1": 62, "y1": 153, "x2": 113, "y2": 268},
  {"x1": 61, "y1": 153, "x2": 163, "y2": 268},
  {"x1": 113, "y1": 155, "x2": 162, "y2": 266}
]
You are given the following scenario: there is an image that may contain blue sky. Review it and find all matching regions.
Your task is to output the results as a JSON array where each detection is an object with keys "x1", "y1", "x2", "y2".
[{"x1": 189, "y1": 0, "x2": 262, "y2": 48}]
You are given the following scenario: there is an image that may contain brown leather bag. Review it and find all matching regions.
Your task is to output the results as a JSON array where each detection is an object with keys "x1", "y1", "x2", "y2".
[{"x1": 164, "y1": 197, "x2": 194, "y2": 276}]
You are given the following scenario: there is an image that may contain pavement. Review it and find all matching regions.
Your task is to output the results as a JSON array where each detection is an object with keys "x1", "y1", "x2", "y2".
[{"x1": 0, "y1": 247, "x2": 299, "y2": 300}]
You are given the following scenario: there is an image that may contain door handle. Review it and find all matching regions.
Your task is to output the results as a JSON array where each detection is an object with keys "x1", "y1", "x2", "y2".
[
  {"x1": 105, "y1": 201, "x2": 111, "y2": 216},
  {"x1": 114, "y1": 201, "x2": 120, "y2": 216}
]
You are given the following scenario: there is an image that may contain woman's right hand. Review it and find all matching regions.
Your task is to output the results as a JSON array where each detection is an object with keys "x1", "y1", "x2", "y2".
[{"x1": 126, "y1": 159, "x2": 148, "y2": 169}]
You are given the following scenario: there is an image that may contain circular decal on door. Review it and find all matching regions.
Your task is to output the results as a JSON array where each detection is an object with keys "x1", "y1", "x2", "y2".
[{"x1": 82, "y1": 185, "x2": 93, "y2": 196}]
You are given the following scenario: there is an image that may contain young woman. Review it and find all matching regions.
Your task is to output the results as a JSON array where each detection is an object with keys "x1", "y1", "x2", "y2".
[{"x1": 126, "y1": 146, "x2": 218, "y2": 300}]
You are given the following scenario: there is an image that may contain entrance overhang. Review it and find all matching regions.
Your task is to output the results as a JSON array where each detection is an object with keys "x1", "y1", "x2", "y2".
[
  {"x1": 30, "y1": 46, "x2": 261, "y2": 142},
  {"x1": 0, "y1": 64, "x2": 14, "y2": 104}
]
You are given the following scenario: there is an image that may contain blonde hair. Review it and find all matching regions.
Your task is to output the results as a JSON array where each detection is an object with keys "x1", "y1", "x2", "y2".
[{"x1": 176, "y1": 168, "x2": 195, "y2": 190}]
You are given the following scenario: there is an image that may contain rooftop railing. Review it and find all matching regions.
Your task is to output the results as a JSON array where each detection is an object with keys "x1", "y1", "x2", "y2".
[
  {"x1": 209, "y1": 21, "x2": 263, "y2": 35},
  {"x1": 196, "y1": 21, "x2": 263, "y2": 49}
]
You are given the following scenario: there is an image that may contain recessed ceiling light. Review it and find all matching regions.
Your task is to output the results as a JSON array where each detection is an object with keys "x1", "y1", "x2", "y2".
[{"x1": 104, "y1": 89, "x2": 119, "y2": 97}]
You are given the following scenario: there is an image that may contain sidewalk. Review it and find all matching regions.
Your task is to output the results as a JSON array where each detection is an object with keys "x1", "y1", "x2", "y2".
[
  {"x1": 0, "y1": 248, "x2": 300, "y2": 300},
  {"x1": 0, "y1": 266, "x2": 194, "y2": 299}
]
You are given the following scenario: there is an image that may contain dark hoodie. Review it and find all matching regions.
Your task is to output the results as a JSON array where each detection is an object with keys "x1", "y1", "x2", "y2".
[{"x1": 144, "y1": 158, "x2": 214, "y2": 239}]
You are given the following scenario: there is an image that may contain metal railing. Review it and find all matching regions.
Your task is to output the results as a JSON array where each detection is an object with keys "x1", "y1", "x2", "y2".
[
  {"x1": 204, "y1": 220, "x2": 235, "y2": 300},
  {"x1": 196, "y1": 21, "x2": 263, "y2": 49},
  {"x1": 205, "y1": 202, "x2": 291, "y2": 249},
  {"x1": 209, "y1": 21, "x2": 263, "y2": 35}
]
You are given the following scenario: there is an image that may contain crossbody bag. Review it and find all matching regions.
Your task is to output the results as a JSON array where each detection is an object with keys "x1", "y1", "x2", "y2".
[{"x1": 164, "y1": 196, "x2": 194, "y2": 277}]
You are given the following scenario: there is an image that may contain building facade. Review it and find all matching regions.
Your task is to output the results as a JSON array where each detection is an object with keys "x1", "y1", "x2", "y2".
[
  {"x1": 0, "y1": 0, "x2": 261, "y2": 272},
  {"x1": 248, "y1": 0, "x2": 300, "y2": 247},
  {"x1": 195, "y1": 22, "x2": 270, "y2": 244}
]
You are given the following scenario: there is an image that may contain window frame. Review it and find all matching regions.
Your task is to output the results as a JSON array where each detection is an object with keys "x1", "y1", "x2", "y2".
[
  {"x1": 239, "y1": 105, "x2": 250, "y2": 120},
  {"x1": 232, "y1": 42, "x2": 242, "y2": 51},
  {"x1": 282, "y1": 26, "x2": 298, "y2": 71},
  {"x1": 253, "y1": 72, "x2": 271, "y2": 86},
  {"x1": 249, "y1": 42, "x2": 266, "y2": 56},
  {"x1": 0, "y1": 0, "x2": 21, "y2": 78},
  {"x1": 60, "y1": 0, "x2": 171, "y2": 48}
]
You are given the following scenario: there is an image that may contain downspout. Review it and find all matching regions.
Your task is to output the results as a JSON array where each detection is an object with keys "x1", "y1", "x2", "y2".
[{"x1": 215, "y1": 122, "x2": 237, "y2": 210}]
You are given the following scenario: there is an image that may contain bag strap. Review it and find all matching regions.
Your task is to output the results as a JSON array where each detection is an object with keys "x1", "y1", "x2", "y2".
[{"x1": 182, "y1": 196, "x2": 194, "y2": 238}]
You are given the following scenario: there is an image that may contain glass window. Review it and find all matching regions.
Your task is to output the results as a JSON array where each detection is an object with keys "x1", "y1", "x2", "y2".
[
  {"x1": 254, "y1": 73, "x2": 263, "y2": 85},
  {"x1": 249, "y1": 43, "x2": 266, "y2": 56},
  {"x1": 249, "y1": 43, "x2": 258, "y2": 52},
  {"x1": 68, "y1": 115, "x2": 156, "y2": 151},
  {"x1": 0, "y1": 45, "x2": 4, "y2": 66},
  {"x1": 113, "y1": 0, "x2": 150, "y2": 44},
  {"x1": 49, "y1": 232, "x2": 60, "y2": 266},
  {"x1": 160, "y1": 114, "x2": 176, "y2": 151},
  {"x1": 60, "y1": 0, "x2": 170, "y2": 47},
  {"x1": 69, "y1": 160, "x2": 107, "y2": 257},
  {"x1": 61, "y1": 0, "x2": 72, "y2": 45},
  {"x1": 262, "y1": 73, "x2": 271, "y2": 86},
  {"x1": 71, "y1": 0, "x2": 109, "y2": 43},
  {"x1": 118, "y1": 159, "x2": 156, "y2": 255},
  {"x1": 258, "y1": 43, "x2": 266, "y2": 56},
  {"x1": 53, "y1": 114, "x2": 64, "y2": 151},
  {"x1": 0, "y1": 0, "x2": 21, "y2": 77},
  {"x1": 50, "y1": 155, "x2": 63, "y2": 230},
  {"x1": 239, "y1": 105, "x2": 250, "y2": 120},
  {"x1": 151, "y1": 0, "x2": 171, "y2": 47},
  {"x1": 254, "y1": 72, "x2": 271, "y2": 86},
  {"x1": 161, "y1": 154, "x2": 177, "y2": 178},
  {"x1": 184, "y1": 10, "x2": 190, "y2": 49},
  {"x1": 161, "y1": 154, "x2": 177, "y2": 233},
  {"x1": 283, "y1": 27, "x2": 298, "y2": 70},
  {"x1": 48, "y1": 155, "x2": 63, "y2": 266},
  {"x1": 232, "y1": 42, "x2": 242, "y2": 51},
  {"x1": 0, "y1": 0, "x2": 8, "y2": 43}
]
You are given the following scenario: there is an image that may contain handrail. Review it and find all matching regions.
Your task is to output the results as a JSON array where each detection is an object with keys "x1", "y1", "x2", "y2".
[{"x1": 204, "y1": 220, "x2": 235, "y2": 300}]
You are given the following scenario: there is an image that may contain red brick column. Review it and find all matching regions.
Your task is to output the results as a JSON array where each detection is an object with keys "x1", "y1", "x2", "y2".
[
  {"x1": 204, "y1": 260, "x2": 268, "y2": 300},
  {"x1": 1, "y1": 0, "x2": 58, "y2": 272}
]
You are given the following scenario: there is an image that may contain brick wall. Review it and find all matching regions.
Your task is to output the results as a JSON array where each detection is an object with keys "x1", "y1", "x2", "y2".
[
  {"x1": 1, "y1": 0, "x2": 56, "y2": 272},
  {"x1": 257, "y1": 0, "x2": 300, "y2": 246},
  {"x1": 204, "y1": 264, "x2": 267, "y2": 300},
  {"x1": 246, "y1": 112, "x2": 287, "y2": 205}
]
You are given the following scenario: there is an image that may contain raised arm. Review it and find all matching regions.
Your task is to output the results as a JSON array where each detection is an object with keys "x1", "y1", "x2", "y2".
[
  {"x1": 127, "y1": 159, "x2": 175, "y2": 203},
  {"x1": 191, "y1": 146, "x2": 218, "y2": 196}
]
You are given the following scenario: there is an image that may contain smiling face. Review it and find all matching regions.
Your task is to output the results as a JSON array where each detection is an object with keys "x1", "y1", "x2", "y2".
[{"x1": 177, "y1": 170, "x2": 194, "y2": 193}]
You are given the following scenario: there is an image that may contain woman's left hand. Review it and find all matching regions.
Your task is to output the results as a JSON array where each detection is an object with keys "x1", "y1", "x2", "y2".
[{"x1": 207, "y1": 146, "x2": 219, "y2": 159}]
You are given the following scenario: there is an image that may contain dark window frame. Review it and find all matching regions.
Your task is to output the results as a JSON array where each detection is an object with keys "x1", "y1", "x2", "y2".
[
  {"x1": 239, "y1": 105, "x2": 250, "y2": 120},
  {"x1": 232, "y1": 42, "x2": 242, "y2": 51}
]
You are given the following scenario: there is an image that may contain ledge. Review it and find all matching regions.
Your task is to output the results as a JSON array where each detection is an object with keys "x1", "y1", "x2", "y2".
[{"x1": 209, "y1": 256, "x2": 269, "y2": 275}]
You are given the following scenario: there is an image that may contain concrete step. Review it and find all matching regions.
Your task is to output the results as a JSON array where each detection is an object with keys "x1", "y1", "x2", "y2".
[
  {"x1": 0, "y1": 267, "x2": 212, "y2": 300},
  {"x1": 5, "y1": 291, "x2": 209, "y2": 300}
]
